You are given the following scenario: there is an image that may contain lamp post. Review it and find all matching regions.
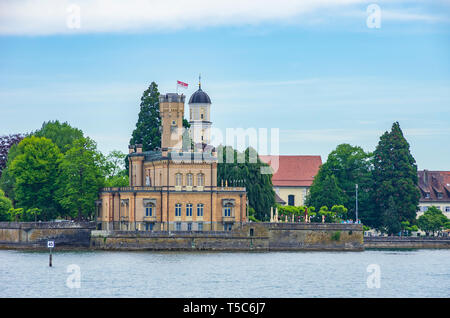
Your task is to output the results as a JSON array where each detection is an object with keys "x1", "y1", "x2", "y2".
[{"x1": 355, "y1": 184, "x2": 359, "y2": 222}]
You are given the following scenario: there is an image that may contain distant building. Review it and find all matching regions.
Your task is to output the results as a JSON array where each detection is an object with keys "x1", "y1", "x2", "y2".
[
  {"x1": 259, "y1": 155, "x2": 322, "y2": 207},
  {"x1": 417, "y1": 170, "x2": 450, "y2": 218}
]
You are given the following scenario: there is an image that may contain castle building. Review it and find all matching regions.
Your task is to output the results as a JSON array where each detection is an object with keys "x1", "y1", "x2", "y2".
[{"x1": 96, "y1": 83, "x2": 247, "y2": 231}]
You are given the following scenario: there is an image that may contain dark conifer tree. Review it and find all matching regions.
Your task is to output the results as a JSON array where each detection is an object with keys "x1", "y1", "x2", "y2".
[
  {"x1": 130, "y1": 82, "x2": 161, "y2": 151},
  {"x1": 369, "y1": 122, "x2": 420, "y2": 231}
]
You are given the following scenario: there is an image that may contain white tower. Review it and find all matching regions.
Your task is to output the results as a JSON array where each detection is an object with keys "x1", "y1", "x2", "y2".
[{"x1": 189, "y1": 76, "x2": 212, "y2": 150}]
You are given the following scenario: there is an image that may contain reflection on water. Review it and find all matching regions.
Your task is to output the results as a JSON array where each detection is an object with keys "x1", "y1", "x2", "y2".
[{"x1": 0, "y1": 249, "x2": 449, "y2": 297}]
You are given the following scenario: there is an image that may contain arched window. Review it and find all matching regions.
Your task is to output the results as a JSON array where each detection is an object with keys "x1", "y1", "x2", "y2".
[
  {"x1": 197, "y1": 203, "x2": 204, "y2": 217},
  {"x1": 186, "y1": 203, "x2": 193, "y2": 217},
  {"x1": 175, "y1": 173, "x2": 182, "y2": 186},
  {"x1": 288, "y1": 195, "x2": 295, "y2": 206},
  {"x1": 187, "y1": 174, "x2": 193, "y2": 186},
  {"x1": 175, "y1": 203, "x2": 182, "y2": 217},
  {"x1": 197, "y1": 173, "x2": 204, "y2": 186}
]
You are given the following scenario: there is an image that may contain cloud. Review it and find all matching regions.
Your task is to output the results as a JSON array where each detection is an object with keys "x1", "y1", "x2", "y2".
[{"x1": 3, "y1": 0, "x2": 446, "y2": 35}]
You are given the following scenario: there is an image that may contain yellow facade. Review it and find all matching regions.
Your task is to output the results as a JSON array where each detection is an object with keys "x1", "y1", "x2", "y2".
[
  {"x1": 97, "y1": 91, "x2": 247, "y2": 231},
  {"x1": 275, "y1": 186, "x2": 309, "y2": 206}
]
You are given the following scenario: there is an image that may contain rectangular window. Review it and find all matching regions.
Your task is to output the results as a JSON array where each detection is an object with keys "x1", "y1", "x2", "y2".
[
  {"x1": 176, "y1": 222, "x2": 181, "y2": 231},
  {"x1": 445, "y1": 206, "x2": 450, "y2": 213},
  {"x1": 437, "y1": 193, "x2": 443, "y2": 199},
  {"x1": 187, "y1": 174, "x2": 193, "y2": 186},
  {"x1": 197, "y1": 204, "x2": 204, "y2": 217},
  {"x1": 175, "y1": 204, "x2": 181, "y2": 217},
  {"x1": 145, "y1": 207, "x2": 153, "y2": 217},
  {"x1": 197, "y1": 174, "x2": 204, "y2": 186},
  {"x1": 145, "y1": 223, "x2": 154, "y2": 231},
  {"x1": 224, "y1": 223, "x2": 232, "y2": 231},
  {"x1": 224, "y1": 207, "x2": 231, "y2": 217},
  {"x1": 288, "y1": 195, "x2": 295, "y2": 206},
  {"x1": 198, "y1": 223, "x2": 203, "y2": 231},
  {"x1": 186, "y1": 204, "x2": 192, "y2": 217},
  {"x1": 187, "y1": 223, "x2": 192, "y2": 231},
  {"x1": 175, "y1": 174, "x2": 182, "y2": 186}
]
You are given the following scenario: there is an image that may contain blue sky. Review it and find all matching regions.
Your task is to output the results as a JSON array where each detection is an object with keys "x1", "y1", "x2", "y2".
[{"x1": 0, "y1": 0, "x2": 449, "y2": 170}]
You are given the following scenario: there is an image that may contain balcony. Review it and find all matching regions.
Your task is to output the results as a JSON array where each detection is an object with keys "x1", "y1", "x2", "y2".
[
  {"x1": 222, "y1": 216, "x2": 235, "y2": 222},
  {"x1": 143, "y1": 216, "x2": 157, "y2": 222}
]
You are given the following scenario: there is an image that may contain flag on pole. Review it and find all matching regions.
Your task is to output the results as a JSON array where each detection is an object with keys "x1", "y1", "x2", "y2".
[{"x1": 177, "y1": 80, "x2": 188, "y2": 89}]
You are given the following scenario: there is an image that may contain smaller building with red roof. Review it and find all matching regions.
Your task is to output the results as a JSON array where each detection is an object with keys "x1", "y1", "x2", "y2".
[
  {"x1": 259, "y1": 155, "x2": 322, "y2": 206},
  {"x1": 417, "y1": 170, "x2": 450, "y2": 218}
]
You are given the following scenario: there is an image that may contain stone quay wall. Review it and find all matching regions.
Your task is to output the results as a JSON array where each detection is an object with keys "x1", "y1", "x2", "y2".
[
  {"x1": 90, "y1": 223, "x2": 364, "y2": 251},
  {"x1": 364, "y1": 236, "x2": 450, "y2": 249},
  {"x1": 0, "y1": 221, "x2": 96, "y2": 249}
]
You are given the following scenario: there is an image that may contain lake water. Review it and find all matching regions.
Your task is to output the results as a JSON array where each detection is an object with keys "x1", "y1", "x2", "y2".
[{"x1": 0, "y1": 249, "x2": 449, "y2": 298}]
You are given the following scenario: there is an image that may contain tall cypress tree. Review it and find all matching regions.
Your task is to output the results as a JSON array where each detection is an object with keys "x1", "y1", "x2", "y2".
[
  {"x1": 369, "y1": 122, "x2": 420, "y2": 231},
  {"x1": 216, "y1": 146, "x2": 275, "y2": 221},
  {"x1": 130, "y1": 82, "x2": 161, "y2": 151}
]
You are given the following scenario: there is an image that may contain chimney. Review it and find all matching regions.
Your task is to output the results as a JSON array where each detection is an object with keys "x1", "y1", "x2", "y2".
[
  {"x1": 128, "y1": 145, "x2": 135, "y2": 154},
  {"x1": 423, "y1": 169, "x2": 428, "y2": 185},
  {"x1": 136, "y1": 144, "x2": 143, "y2": 153}
]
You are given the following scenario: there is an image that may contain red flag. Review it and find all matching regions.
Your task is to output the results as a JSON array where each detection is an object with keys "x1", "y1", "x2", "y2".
[{"x1": 177, "y1": 80, "x2": 188, "y2": 88}]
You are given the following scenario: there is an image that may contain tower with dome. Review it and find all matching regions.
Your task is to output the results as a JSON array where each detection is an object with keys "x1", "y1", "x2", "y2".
[{"x1": 96, "y1": 80, "x2": 247, "y2": 232}]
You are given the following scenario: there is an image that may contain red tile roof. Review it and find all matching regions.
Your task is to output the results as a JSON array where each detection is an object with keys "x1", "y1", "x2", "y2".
[
  {"x1": 418, "y1": 170, "x2": 450, "y2": 202},
  {"x1": 259, "y1": 155, "x2": 322, "y2": 187}
]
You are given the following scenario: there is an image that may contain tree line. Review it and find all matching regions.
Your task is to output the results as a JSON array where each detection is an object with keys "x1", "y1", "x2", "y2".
[
  {"x1": 304, "y1": 122, "x2": 450, "y2": 235},
  {"x1": 0, "y1": 121, "x2": 128, "y2": 221}
]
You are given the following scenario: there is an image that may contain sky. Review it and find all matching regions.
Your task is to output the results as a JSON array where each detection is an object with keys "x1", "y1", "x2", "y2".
[{"x1": 0, "y1": 0, "x2": 449, "y2": 170}]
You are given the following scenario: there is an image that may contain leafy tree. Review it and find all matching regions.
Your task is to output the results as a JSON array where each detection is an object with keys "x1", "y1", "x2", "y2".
[
  {"x1": 307, "y1": 174, "x2": 346, "y2": 210},
  {"x1": 217, "y1": 146, "x2": 275, "y2": 221},
  {"x1": 56, "y1": 137, "x2": 105, "y2": 220},
  {"x1": 0, "y1": 143, "x2": 21, "y2": 203},
  {"x1": 417, "y1": 206, "x2": 449, "y2": 236},
  {"x1": 0, "y1": 134, "x2": 25, "y2": 178},
  {"x1": 0, "y1": 189, "x2": 13, "y2": 221},
  {"x1": 331, "y1": 205, "x2": 348, "y2": 221},
  {"x1": 34, "y1": 120, "x2": 83, "y2": 153},
  {"x1": 369, "y1": 122, "x2": 420, "y2": 230},
  {"x1": 129, "y1": 82, "x2": 161, "y2": 152},
  {"x1": 9, "y1": 136, "x2": 62, "y2": 220},
  {"x1": 7, "y1": 208, "x2": 24, "y2": 222},
  {"x1": 104, "y1": 150, "x2": 129, "y2": 187},
  {"x1": 105, "y1": 150, "x2": 127, "y2": 178},
  {"x1": 306, "y1": 144, "x2": 372, "y2": 221}
]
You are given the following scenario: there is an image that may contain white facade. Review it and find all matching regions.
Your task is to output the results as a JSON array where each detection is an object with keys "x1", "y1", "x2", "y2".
[{"x1": 189, "y1": 102, "x2": 211, "y2": 145}]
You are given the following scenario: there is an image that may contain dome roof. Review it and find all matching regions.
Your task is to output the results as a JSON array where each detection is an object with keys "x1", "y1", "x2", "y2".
[{"x1": 189, "y1": 87, "x2": 211, "y2": 104}]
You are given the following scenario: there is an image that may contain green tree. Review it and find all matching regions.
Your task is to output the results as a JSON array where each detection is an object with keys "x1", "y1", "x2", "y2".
[
  {"x1": 217, "y1": 146, "x2": 275, "y2": 221},
  {"x1": 56, "y1": 137, "x2": 105, "y2": 220},
  {"x1": 7, "y1": 208, "x2": 24, "y2": 222},
  {"x1": 0, "y1": 144, "x2": 22, "y2": 203},
  {"x1": 34, "y1": 120, "x2": 83, "y2": 153},
  {"x1": 9, "y1": 136, "x2": 62, "y2": 220},
  {"x1": 383, "y1": 196, "x2": 402, "y2": 235},
  {"x1": 306, "y1": 174, "x2": 346, "y2": 211},
  {"x1": 306, "y1": 144, "x2": 371, "y2": 220},
  {"x1": 129, "y1": 82, "x2": 161, "y2": 151},
  {"x1": 104, "y1": 150, "x2": 129, "y2": 187},
  {"x1": 0, "y1": 189, "x2": 13, "y2": 221},
  {"x1": 331, "y1": 205, "x2": 348, "y2": 221},
  {"x1": 369, "y1": 122, "x2": 420, "y2": 230},
  {"x1": 417, "y1": 206, "x2": 449, "y2": 236}
]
